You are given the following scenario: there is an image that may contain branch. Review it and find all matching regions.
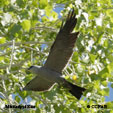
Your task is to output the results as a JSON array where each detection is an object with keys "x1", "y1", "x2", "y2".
[
  {"x1": 0, "y1": 45, "x2": 46, "y2": 56},
  {"x1": 0, "y1": 51, "x2": 44, "y2": 69},
  {"x1": 0, "y1": 57, "x2": 29, "y2": 69},
  {"x1": 0, "y1": 75, "x2": 8, "y2": 80},
  {"x1": 0, "y1": 51, "x2": 11, "y2": 56},
  {"x1": 9, "y1": 40, "x2": 15, "y2": 70},
  {"x1": 22, "y1": 46, "x2": 38, "y2": 51},
  {"x1": 0, "y1": 70, "x2": 24, "y2": 80},
  {"x1": 0, "y1": 41, "x2": 52, "y2": 48},
  {"x1": 104, "y1": 7, "x2": 113, "y2": 9},
  {"x1": 32, "y1": 26, "x2": 57, "y2": 32}
]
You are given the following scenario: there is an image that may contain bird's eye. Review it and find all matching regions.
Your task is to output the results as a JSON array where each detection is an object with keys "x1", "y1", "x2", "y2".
[{"x1": 28, "y1": 66, "x2": 33, "y2": 70}]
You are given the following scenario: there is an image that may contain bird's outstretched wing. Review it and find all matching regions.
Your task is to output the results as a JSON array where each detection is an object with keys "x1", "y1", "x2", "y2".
[
  {"x1": 23, "y1": 76, "x2": 54, "y2": 91},
  {"x1": 44, "y1": 9, "x2": 79, "y2": 73}
]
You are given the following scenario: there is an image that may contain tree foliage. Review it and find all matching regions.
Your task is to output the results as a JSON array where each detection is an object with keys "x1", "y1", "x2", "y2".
[{"x1": 0, "y1": 0, "x2": 113, "y2": 113}]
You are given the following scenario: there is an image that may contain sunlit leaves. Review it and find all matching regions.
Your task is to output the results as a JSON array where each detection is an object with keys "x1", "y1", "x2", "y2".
[
  {"x1": 39, "y1": 0, "x2": 48, "y2": 9},
  {"x1": 21, "y1": 20, "x2": 31, "y2": 32},
  {"x1": 0, "y1": 56, "x2": 4, "y2": 61},
  {"x1": 0, "y1": 0, "x2": 113, "y2": 113},
  {"x1": 98, "y1": 67, "x2": 109, "y2": 78},
  {"x1": 72, "y1": 52, "x2": 79, "y2": 62},
  {"x1": 0, "y1": 37, "x2": 6, "y2": 44},
  {"x1": 16, "y1": 0, "x2": 25, "y2": 8},
  {"x1": 15, "y1": 96, "x2": 21, "y2": 103},
  {"x1": 45, "y1": 5, "x2": 52, "y2": 17},
  {"x1": 107, "y1": 62, "x2": 113, "y2": 75},
  {"x1": 106, "y1": 101, "x2": 113, "y2": 109},
  {"x1": 89, "y1": 54, "x2": 97, "y2": 63},
  {"x1": 101, "y1": 81, "x2": 108, "y2": 87},
  {"x1": 106, "y1": 9, "x2": 113, "y2": 23},
  {"x1": 9, "y1": 24, "x2": 22, "y2": 35}
]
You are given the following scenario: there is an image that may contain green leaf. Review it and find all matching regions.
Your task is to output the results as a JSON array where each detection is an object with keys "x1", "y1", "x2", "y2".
[
  {"x1": 10, "y1": 24, "x2": 21, "y2": 35},
  {"x1": 106, "y1": 10, "x2": 113, "y2": 23},
  {"x1": 89, "y1": 54, "x2": 97, "y2": 63},
  {"x1": 72, "y1": 52, "x2": 79, "y2": 62},
  {"x1": 0, "y1": 37, "x2": 6, "y2": 44},
  {"x1": 93, "y1": 80, "x2": 100, "y2": 89},
  {"x1": 98, "y1": 88, "x2": 109, "y2": 96},
  {"x1": 111, "y1": 83, "x2": 113, "y2": 88},
  {"x1": 54, "y1": 104, "x2": 61, "y2": 112},
  {"x1": 110, "y1": 110, "x2": 113, "y2": 113},
  {"x1": 45, "y1": 5, "x2": 52, "y2": 17},
  {"x1": 41, "y1": 16, "x2": 49, "y2": 22},
  {"x1": 21, "y1": 20, "x2": 31, "y2": 32},
  {"x1": 106, "y1": 102, "x2": 113, "y2": 109},
  {"x1": 16, "y1": 0, "x2": 25, "y2": 8},
  {"x1": 107, "y1": 54, "x2": 113, "y2": 62},
  {"x1": 39, "y1": 0, "x2": 48, "y2": 9},
  {"x1": 0, "y1": 56, "x2": 4, "y2": 61},
  {"x1": 107, "y1": 62, "x2": 113, "y2": 74},
  {"x1": 15, "y1": 96, "x2": 21, "y2": 103},
  {"x1": 76, "y1": 16, "x2": 83, "y2": 30},
  {"x1": 101, "y1": 81, "x2": 108, "y2": 87},
  {"x1": 103, "y1": 39, "x2": 108, "y2": 47},
  {"x1": 79, "y1": 100, "x2": 85, "y2": 105},
  {"x1": 98, "y1": 67, "x2": 109, "y2": 77},
  {"x1": 52, "y1": 11, "x2": 58, "y2": 20},
  {"x1": 36, "y1": 107, "x2": 41, "y2": 113},
  {"x1": 32, "y1": 0, "x2": 38, "y2": 7},
  {"x1": 81, "y1": 108, "x2": 86, "y2": 113}
]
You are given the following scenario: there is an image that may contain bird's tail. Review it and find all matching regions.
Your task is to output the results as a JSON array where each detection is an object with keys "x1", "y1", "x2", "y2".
[{"x1": 66, "y1": 81, "x2": 86, "y2": 99}]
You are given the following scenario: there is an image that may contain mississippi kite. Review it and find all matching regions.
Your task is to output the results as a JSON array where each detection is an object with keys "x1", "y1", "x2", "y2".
[{"x1": 23, "y1": 9, "x2": 86, "y2": 99}]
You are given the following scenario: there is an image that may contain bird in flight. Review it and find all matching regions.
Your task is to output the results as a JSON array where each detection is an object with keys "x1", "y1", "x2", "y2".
[{"x1": 23, "y1": 9, "x2": 86, "y2": 99}]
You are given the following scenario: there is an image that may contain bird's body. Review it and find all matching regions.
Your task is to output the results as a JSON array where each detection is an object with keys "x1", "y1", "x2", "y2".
[
  {"x1": 23, "y1": 9, "x2": 86, "y2": 99},
  {"x1": 24, "y1": 66, "x2": 55, "y2": 92},
  {"x1": 24, "y1": 66, "x2": 65, "y2": 91},
  {"x1": 24, "y1": 66, "x2": 86, "y2": 99},
  {"x1": 28, "y1": 66, "x2": 63, "y2": 84}
]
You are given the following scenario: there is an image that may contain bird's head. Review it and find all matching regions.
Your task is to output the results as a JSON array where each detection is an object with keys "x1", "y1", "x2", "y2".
[{"x1": 27, "y1": 65, "x2": 41, "y2": 74}]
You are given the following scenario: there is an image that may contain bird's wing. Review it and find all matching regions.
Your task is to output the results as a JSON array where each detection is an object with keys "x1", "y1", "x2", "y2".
[
  {"x1": 44, "y1": 9, "x2": 79, "y2": 73},
  {"x1": 23, "y1": 76, "x2": 54, "y2": 91}
]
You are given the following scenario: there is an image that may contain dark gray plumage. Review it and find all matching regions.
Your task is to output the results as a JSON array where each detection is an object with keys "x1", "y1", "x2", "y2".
[{"x1": 23, "y1": 9, "x2": 86, "y2": 99}]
